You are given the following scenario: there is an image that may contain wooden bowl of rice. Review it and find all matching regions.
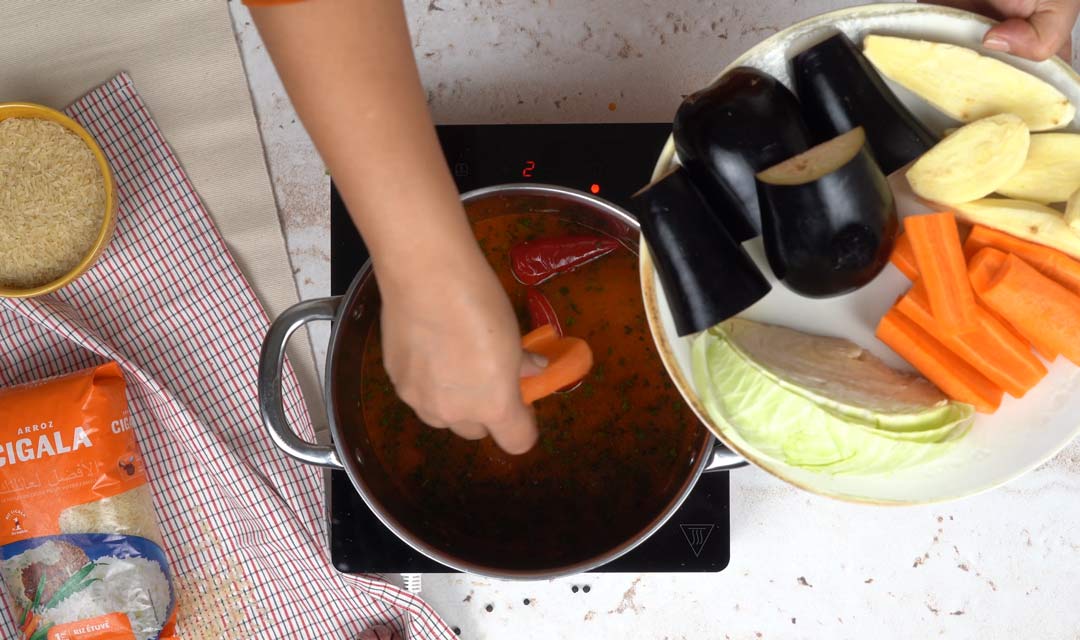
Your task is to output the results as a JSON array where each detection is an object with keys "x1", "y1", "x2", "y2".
[{"x1": 0, "y1": 103, "x2": 116, "y2": 298}]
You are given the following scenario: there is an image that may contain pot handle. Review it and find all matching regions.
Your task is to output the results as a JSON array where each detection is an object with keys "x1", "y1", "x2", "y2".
[
  {"x1": 703, "y1": 437, "x2": 748, "y2": 472},
  {"x1": 259, "y1": 296, "x2": 344, "y2": 470}
]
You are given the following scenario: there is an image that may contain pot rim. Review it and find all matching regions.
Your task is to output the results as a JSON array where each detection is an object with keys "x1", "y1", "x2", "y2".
[{"x1": 325, "y1": 182, "x2": 718, "y2": 579}]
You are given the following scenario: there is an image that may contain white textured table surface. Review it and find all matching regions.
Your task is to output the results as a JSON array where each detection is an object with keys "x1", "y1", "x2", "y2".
[{"x1": 227, "y1": 1, "x2": 1080, "y2": 638}]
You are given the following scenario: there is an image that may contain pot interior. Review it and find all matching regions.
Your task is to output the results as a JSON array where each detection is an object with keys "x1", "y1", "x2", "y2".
[{"x1": 331, "y1": 189, "x2": 709, "y2": 574}]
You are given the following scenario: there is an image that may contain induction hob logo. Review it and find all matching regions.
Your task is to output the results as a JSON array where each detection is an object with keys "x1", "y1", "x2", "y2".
[{"x1": 680, "y1": 524, "x2": 714, "y2": 557}]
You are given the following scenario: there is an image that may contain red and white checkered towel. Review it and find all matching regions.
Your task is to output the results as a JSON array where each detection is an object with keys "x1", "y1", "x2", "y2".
[{"x1": 0, "y1": 74, "x2": 452, "y2": 640}]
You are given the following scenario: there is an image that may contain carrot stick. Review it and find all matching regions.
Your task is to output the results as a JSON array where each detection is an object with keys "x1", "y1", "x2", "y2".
[
  {"x1": 969, "y1": 251, "x2": 1080, "y2": 367},
  {"x1": 964, "y1": 224, "x2": 1080, "y2": 297},
  {"x1": 896, "y1": 283, "x2": 1047, "y2": 397},
  {"x1": 890, "y1": 232, "x2": 919, "y2": 280},
  {"x1": 904, "y1": 212, "x2": 977, "y2": 330},
  {"x1": 969, "y1": 248, "x2": 1058, "y2": 361},
  {"x1": 967, "y1": 246, "x2": 1006, "y2": 289},
  {"x1": 521, "y1": 323, "x2": 558, "y2": 352},
  {"x1": 520, "y1": 324, "x2": 594, "y2": 404},
  {"x1": 876, "y1": 308, "x2": 1003, "y2": 413},
  {"x1": 964, "y1": 246, "x2": 1030, "y2": 348},
  {"x1": 21, "y1": 612, "x2": 38, "y2": 637}
]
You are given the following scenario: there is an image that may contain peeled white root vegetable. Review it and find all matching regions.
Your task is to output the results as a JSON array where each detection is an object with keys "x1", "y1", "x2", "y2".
[
  {"x1": 906, "y1": 114, "x2": 1029, "y2": 204},
  {"x1": 1066, "y1": 189, "x2": 1080, "y2": 235},
  {"x1": 863, "y1": 35, "x2": 1076, "y2": 131},
  {"x1": 953, "y1": 198, "x2": 1080, "y2": 260},
  {"x1": 997, "y1": 133, "x2": 1080, "y2": 204}
]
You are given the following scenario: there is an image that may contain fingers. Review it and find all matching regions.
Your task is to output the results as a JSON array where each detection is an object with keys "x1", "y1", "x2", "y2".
[
  {"x1": 407, "y1": 377, "x2": 537, "y2": 453},
  {"x1": 487, "y1": 400, "x2": 539, "y2": 455},
  {"x1": 919, "y1": 0, "x2": 1007, "y2": 21},
  {"x1": 419, "y1": 400, "x2": 537, "y2": 453},
  {"x1": 414, "y1": 408, "x2": 448, "y2": 430},
  {"x1": 919, "y1": 0, "x2": 1076, "y2": 61},
  {"x1": 414, "y1": 408, "x2": 491, "y2": 440},
  {"x1": 983, "y1": 1, "x2": 1079, "y2": 60},
  {"x1": 388, "y1": 343, "x2": 542, "y2": 453},
  {"x1": 449, "y1": 421, "x2": 489, "y2": 441}
]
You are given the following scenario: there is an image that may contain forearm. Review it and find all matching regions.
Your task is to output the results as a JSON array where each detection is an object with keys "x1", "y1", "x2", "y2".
[{"x1": 250, "y1": 0, "x2": 477, "y2": 288}]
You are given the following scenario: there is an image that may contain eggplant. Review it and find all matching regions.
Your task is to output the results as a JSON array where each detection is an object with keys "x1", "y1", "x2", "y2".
[
  {"x1": 756, "y1": 127, "x2": 897, "y2": 298},
  {"x1": 793, "y1": 32, "x2": 937, "y2": 175},
  {"x1": 630, "y1": 167, "x2": 771, "y2": 336},
  {"x1": 672, "y1": 67, "x2": 814, "y2": 242}
]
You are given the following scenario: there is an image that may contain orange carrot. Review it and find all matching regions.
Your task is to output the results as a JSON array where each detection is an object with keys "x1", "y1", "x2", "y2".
[
  {"x1": 969, "y1": 249, "x2": 1058, "y2": 361},
  {"x1": 970, "y1": 251, "x2": 1080, "y2": 367},
  {"x1": 21, "y1": 611, "x2": 38, "y2": 637},
  {"x1": 904, "y1": 212, "x2": 977, "y2": 330},
  {"x1": 964, "y1": 225, "x2": 1080, "y2": 297},
  {"x1": 896, "y1": 283, "x2": 1047, "y2": 397},
  {"x1": 890, "y1": 232, "x2": 919, "y2": 280},
  {"x1": 964, "y1": 247, "x2": 1028, "y2": 345},
  {"x1": 520, "y1": 324, "x2": 594, "y2": 404},
  {"x1": 967, "y1": 246, "x2": 1006, "y2": 290},
  {"x1": 876, "y1": 308, "x2": 1003, "y2": 413}
]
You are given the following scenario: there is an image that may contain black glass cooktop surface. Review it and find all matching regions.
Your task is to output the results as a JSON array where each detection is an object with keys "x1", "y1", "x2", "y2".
[{"x1": 328, "y1": 123, "x2": 730, "y2": 574}]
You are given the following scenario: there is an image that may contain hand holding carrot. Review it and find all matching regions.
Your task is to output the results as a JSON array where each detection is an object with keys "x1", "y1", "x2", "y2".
[{"x1": 379, "y1": 248, "x2": 544, "y2": 455}]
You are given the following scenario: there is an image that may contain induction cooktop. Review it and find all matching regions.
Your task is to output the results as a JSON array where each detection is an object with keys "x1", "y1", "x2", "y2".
[{"x1": 328, "y1": 123, "x2": 730, "y2": 574}]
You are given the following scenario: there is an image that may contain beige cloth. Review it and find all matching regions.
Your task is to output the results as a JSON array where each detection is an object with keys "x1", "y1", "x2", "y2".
[{"x1": 0, "y1": 0, "x2": 326, "y2": 428}]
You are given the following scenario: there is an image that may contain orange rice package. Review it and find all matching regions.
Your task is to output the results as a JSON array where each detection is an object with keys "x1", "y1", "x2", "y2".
[{"x1": 0, "y1": 363, "x2": 178, "y2": 640}]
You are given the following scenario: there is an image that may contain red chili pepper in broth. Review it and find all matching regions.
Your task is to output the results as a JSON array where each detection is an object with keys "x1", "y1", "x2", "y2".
[
  {"x1": 510, "y1": 235, "x2": 620, "y2": 286},
  {"x1": 526, "y1": 288, "x2": 563, "y2": 337}
]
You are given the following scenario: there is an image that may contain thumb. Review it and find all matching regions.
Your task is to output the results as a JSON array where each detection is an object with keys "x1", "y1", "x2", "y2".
[
  {"x1": 983, "y1": 3, "x2": 1078, "y2": 61},
  {"x1": 519, "y1": 350, "x2": 548, "y2": 377}
]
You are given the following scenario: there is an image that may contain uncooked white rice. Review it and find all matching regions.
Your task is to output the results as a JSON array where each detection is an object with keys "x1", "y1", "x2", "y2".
[
  {"x1": 0, "y1": 117, "x2": 105, "y2": 289},
  {"x1": 41, "y1": 556, "x2": 171, "y2": 640},
  {"x1": 59, "y1": 485, "x2": 164, "y2": 547}
]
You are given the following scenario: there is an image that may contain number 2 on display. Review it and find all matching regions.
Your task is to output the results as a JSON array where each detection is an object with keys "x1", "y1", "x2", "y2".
[{"x1": 522, "y1": 160, "x2": 536, "y2": 178}]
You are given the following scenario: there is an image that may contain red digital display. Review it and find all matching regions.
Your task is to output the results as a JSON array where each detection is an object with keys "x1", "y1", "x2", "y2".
[{"x1": 522, "y1": 160, "x2": 536, "y2": 178}]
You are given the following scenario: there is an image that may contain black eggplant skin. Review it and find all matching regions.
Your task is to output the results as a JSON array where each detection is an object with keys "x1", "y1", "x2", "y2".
[
  {"x1": 793, "y1": 33, "x2": 937, "y2": 175},
  {"x1": 631, "y1": 167, "x2": 771, "y2": 336},
  {"x1": 673, "y1": 67, "x2": 814, "y2": 242},
  {"x1": 757, "y1": 143, "x2": 897, "y2": 298}
]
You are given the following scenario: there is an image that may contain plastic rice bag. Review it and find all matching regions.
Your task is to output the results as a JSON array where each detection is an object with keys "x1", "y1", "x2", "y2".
[{"x1": 0, "y1": 363, "x2": 178, "y2": 640}]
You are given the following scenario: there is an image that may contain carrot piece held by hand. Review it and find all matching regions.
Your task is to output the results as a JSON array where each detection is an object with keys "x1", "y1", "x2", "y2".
[
  {"x1": 896, "y1": 282, "x2": 1046, "y2": 398},
  {"x1": 527, "y1": 288, "x2": 584, "y2": 391},
  {"x1": 904, "y1": 212, "x2": 977, "y2": 330},
  {"x1": 520, "y1": 325, "x2": 594, "y2": 404},
  {"x1": 890, "y1": 232, "x2": 919, "y2": 280},
  {"x1": 876, "y1": 308, "x2": 1003, "y2": 413},
  {"x1": 969, "y1": 249, "x2": 1080, "y2": 367}
]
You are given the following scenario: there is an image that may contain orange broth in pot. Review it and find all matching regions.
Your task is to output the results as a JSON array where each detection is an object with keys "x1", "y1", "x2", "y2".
[{"x1": 353, "y1": 194, "x2": 705, "y2": 570}]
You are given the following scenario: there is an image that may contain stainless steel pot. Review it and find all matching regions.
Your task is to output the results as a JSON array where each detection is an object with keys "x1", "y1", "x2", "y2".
[{"x1": 259, "y1": 184, "x2": 744, "y2": 579}]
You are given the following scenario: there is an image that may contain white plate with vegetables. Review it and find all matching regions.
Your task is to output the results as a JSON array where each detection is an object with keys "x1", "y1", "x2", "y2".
[{"x1": 634, "y1": 3, "x2": 1080, "y2": 505}]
